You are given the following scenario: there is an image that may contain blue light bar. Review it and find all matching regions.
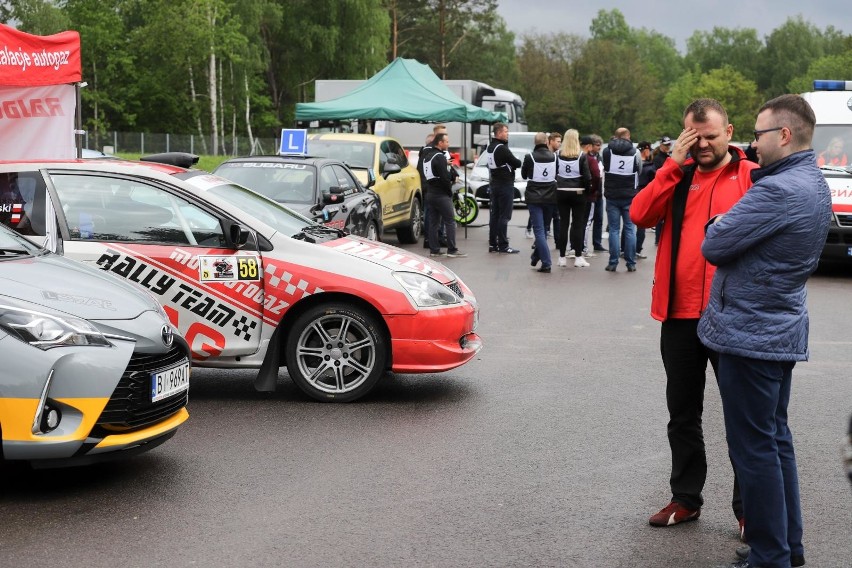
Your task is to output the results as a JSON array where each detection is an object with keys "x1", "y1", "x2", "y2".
[{"x1": 813, "y1": 80, "x2": 852, "y2": 91}]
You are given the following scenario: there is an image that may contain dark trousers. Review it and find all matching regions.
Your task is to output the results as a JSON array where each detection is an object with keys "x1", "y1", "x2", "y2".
[
  {"x1": 592, "y1": 193, "x2": 605, "y2": 249},
  {"x1": 422, "y1": 192, "x2": 447, "y2": 249},
  {"x1": 661, "y1": 319, "x2": 742, "y2": 517},
  {"x1": 718, "y1": 353, "x2": 803, "y2": 568},
  {"x1": 426, "y1": 192, "x2": 457, "y2": 253},
  {"x1": 489, "y1": 183, "x2": 514, "y2": 250},
  {"x1": 556, "y1": 190, "x2": 586, "y2": 257}
]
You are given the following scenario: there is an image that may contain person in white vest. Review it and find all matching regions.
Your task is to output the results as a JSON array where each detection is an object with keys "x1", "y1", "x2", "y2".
[
  {"x1": 521, "y1": 132, "x2": 558, "y2": 273},
  {"x1": 555, "y1": 129, "x2": 592, "y2": 268},
  {"x1": 601, "y1": 127, "x2": 641, "y2": 272}
]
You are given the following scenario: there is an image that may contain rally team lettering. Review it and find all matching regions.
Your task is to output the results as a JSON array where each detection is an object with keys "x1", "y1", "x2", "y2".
[{"x1": 95, "y1": 250, "x2": 258, "y2": 339}]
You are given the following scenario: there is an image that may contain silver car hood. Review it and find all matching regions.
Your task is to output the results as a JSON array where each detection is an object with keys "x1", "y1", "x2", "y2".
[{"x1": 0, "y1": 253, "x2": 156, "y2": 320}]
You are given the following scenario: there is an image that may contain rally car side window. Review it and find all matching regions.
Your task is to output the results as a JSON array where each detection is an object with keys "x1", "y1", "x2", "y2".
[
  {"x1": 0, "y1": 171, "x2": 47, "y2": 236},
  {"x1": 51, "y1": 174, "x2": 225, "y2": 246},
  {"x1": 332, "y1": 165, "x2": 357, "y2": 191}
]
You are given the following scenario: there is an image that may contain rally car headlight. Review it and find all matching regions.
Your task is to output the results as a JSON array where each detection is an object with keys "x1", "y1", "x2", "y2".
[
  {"x1": 393, "y1": 272, "x2": 461, "y2": 307},
  {"x1": 0, "y1": 305, "x2": 110, "y2": 349}
]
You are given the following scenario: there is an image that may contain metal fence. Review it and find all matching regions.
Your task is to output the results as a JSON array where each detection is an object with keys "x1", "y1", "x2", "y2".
[{"x1": 84, "y1": 132, "x2": 280, "y2": 156}]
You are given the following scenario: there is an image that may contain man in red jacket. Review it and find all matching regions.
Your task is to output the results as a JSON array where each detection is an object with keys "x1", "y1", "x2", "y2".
[{"x1": 631, "y1": 98, "x2": 758, "y2": 535}]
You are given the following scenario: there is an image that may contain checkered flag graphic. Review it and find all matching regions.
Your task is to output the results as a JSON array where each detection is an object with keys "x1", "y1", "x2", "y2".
[{"x1": 233, "y1": 315, "x2": 258, "y2": 341}]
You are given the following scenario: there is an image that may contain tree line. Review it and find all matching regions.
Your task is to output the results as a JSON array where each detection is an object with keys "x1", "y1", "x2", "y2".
[{"x1": 2, "y1": 1, "x2": 850, "y2": 153}]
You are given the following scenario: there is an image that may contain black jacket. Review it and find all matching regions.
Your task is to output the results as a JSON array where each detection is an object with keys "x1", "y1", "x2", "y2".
[
  {"x1": 419, "y1": 145, "x2": 453, "y2": 197},
  {"x1": 486, "y1": 138, "x2": 522, "y2": 185},
  {"x1": 602, "y1": 137, "x2": 640, "y2": 200},
  {"x1": 521, "y1": 144, "x2": 557, "y2": 204}
]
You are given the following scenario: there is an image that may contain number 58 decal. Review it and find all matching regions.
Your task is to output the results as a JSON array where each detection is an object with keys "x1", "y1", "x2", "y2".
[{"x1": 199, "y1": 255, "x2": 261, "y2": 282}]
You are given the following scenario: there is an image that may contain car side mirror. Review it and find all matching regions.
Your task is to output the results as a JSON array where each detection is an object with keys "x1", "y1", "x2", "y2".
[
  {"x1": 321, "y1": 186, "x2": 345, "y2": 205},
  {"x1": 366, "y1": 169, "x2": 377, "y2": 189},
  {"x1": 223, "y1": 220, "x2": 250, "y2": 249},
  {"x1": 382, "y1": 162, "x2": 401, "y2": 179}
]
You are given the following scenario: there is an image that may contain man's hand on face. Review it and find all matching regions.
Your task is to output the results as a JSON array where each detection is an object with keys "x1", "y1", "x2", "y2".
[{"x1": 672, "y1": 128, "x2": 699, "y2": 166}]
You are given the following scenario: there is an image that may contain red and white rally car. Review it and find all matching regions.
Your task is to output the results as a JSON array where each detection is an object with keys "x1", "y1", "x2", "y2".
[{"x1": 0, "y1": 154, "x2": 480, "y2": 402}]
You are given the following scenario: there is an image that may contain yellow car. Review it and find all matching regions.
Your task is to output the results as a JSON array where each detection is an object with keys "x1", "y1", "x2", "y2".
[{"x1": 308, "y1": 133, "x2": 423, "y2": 243}]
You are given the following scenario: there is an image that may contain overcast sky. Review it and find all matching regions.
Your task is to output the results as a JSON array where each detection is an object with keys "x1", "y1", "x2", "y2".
[{"x1": 495, "y1": 0, "x2": 852, "y2": 52}]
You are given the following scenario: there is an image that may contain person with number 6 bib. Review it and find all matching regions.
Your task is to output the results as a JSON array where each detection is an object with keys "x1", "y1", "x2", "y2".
[{"x1": 522, "y1": 132, "x2": 558, "y2": 273}]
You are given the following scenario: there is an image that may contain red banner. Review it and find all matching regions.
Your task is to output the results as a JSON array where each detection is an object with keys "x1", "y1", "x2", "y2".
[{"x1": 0, "y1": 23, "x2": 81, "y2": 86}]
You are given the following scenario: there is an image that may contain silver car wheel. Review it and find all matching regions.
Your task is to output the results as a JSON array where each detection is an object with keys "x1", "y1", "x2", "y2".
[{"x1": 293, "y1": 312, "x2": 377, "y2": 396}]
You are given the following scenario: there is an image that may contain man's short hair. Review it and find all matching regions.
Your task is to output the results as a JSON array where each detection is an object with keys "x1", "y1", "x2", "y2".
[
  {"x1": 548, "y1": 132, "x2": 562, "y2": 143},
  {"x1": 590, "y1": 134, "x2": 603, "y2": 145},
  {"x1": 534, "y1": 132, "x2": 548, "y2": 145},
  {"x1": 433, "y1": 132, "x2": 448, "y2": 145},
  {"x1": 580, "y1": 135, "x2": 594, "y2": 146},
  {"x1": 684, "y1": 98, "x2": 729, "y2": 125},
  {"x1": 614, "y1": 127, "x2": 631, "y2": 140},
  {"x1": 758, "y1": 94, "x2": 816, "y2": 149},
  {"x1": 492, "y1": 122, "x2": 507, "y2": 135},
  {"x1": 433, "y1": 124, "x2": 447, "y2": 133}
]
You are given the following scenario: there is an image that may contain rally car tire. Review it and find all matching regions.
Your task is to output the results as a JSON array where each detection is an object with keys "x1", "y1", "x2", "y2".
[
  {"x1": 365, "y1": 220, "x2": 380, "y2": 241},
  {"x1": 285, "y1": 303, "x2": 388, "y2": 402},
  {"x1": 396, "y1": 196, "x2": 422, "y2": 244}
]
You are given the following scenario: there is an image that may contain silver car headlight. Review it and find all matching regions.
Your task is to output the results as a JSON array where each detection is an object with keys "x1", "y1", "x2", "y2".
[
  {"x1": 392, "y1": 272, "x2": 461, "y2": 307},
  {"x1": 0, "y1": 305, "x2": 110, "y2": 349}
]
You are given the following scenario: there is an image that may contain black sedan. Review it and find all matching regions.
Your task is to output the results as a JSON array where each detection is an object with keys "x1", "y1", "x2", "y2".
[{"x1": 213, "y1": 156, "x2": 383, "y2": 240}]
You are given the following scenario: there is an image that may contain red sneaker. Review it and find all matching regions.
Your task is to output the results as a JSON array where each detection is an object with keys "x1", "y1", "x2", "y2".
[{"x1": 649, "y1": 502, "x2": 701, "y2": 527}]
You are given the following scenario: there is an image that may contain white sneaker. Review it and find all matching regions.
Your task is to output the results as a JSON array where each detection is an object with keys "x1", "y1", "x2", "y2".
[
  {"x1": 567, "y1": 251, "x2": 576, "y2": 258},
  {"x1": 574, "y1": 256, "x2": 590, "y2": 268},
  {"x1": 525, "y1": 229, "x2": 534, "y2": 239},
  {"x1": 557, "y1": 256, "x2": 567, "y2": 267},
  {"x1": 636, "y1": 251, "x2": 648, "y2": 259},
  {"x1": 585, "y1": 250, "x2": 597, "y2": 257}
]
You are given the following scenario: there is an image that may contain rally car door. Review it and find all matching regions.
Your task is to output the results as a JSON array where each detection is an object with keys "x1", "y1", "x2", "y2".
[{"x1": 44, "y1": 172, "x2": 265, "y2": 361}]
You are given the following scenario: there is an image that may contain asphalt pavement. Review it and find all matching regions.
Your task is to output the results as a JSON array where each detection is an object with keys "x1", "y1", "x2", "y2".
[{"x1": 2, "y1": 212, "x2": 851, "y2": 568}]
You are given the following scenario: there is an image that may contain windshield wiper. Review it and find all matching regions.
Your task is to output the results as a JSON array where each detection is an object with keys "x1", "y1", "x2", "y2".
[{"x1": 0, "y1": 248, "x2": 31, "y2": 256}]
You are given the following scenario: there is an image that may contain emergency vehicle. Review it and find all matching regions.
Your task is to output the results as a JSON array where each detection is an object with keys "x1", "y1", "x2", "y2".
[
  {"x1": 0, "y1": 156, "x2": 481, "y2": 403},
  {"x1": 801, "y1": 80, "x2": 852, "y2": 261}
]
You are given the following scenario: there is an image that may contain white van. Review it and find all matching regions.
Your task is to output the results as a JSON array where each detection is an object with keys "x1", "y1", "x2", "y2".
[{"x1": 801, "y1": 80, "x2": 852, "y2": 261}]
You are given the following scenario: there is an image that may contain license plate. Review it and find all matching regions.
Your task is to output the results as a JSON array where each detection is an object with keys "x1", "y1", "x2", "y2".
[{"x1": 150, "y1": 360, "x2": 190, "y2": 402}]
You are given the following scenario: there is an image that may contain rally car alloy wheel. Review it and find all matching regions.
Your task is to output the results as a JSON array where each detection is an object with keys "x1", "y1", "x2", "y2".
[{"x1": 285, "y1": 303, "x2": 387, "y2": 402}]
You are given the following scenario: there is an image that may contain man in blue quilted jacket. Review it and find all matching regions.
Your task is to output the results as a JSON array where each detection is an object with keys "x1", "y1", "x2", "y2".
[{"x1": 698, "y1": 94, "x2": 831, "y2": 568}]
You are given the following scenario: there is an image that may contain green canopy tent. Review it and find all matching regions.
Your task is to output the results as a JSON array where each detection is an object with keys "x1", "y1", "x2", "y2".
[
  {"x1": 296, "y1": 58, "x2": 503, "y2": 236},
  {"x1": 295, "y1": 58, "x2": 506, "y2": 124}
]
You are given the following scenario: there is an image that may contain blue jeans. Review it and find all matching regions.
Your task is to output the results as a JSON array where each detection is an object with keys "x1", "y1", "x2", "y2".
[
  {"x1": 489, "y1": 183, "x2": 515, "y2": 250},
  {"x1": 606, "y1": 197, "x2": 635, "y2": 266},
  {"x1": 528, "y1": 203, "x2": 555, "y2": 268},
  {"x1": 718, "y1": 353, "x2": 803, "y2": 568}
]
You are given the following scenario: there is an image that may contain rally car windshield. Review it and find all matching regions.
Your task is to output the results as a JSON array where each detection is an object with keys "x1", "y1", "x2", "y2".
[{"x1": 178, "y1": 172, "x2": 319, "y2": 236}]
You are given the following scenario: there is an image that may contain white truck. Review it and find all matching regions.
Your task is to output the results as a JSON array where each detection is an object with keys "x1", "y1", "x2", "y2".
[
  {"x1": 310, "y1": 79, "x2": 527, "y2": 162},
  {"x1": 801, "y1": 80, "x2": 852, "y2": 261}
]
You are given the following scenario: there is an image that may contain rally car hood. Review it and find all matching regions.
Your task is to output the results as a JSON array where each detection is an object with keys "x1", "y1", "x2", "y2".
[
  {"x1": 0, "y1": 253, "x2": 157, "y2": 320},
  {"x1": 322, "y1": 236, "x2": 458, "y2": 285}
]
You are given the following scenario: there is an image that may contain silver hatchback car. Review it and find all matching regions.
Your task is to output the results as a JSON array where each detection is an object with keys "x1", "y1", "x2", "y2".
[{"x1": 0, "y1": 225, "x2": 190, "y2": 468}]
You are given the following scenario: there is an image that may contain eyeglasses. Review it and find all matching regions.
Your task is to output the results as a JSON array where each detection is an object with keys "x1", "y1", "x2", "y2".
[{"x1": 753, "y1": 127, "x2": 783, "y2": 141}]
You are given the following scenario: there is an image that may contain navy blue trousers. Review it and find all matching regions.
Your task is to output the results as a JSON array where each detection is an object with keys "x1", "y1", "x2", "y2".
[{"x1": 717, "y1": 353, "x2": 804, "y2": 568}]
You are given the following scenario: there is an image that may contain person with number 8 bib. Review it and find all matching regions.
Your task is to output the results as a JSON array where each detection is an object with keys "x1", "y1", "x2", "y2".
[{"x1": 555, "y1": 129, "x2": 592, "y2": 268}]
